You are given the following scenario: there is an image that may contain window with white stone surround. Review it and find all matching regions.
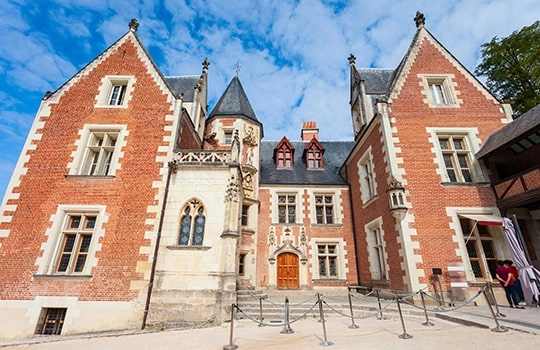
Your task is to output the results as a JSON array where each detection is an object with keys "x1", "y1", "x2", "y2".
[
  {"x1": 365, "y1": 218, "x2": 387, "y2": 281},
  {"x1": 95, "y1": 75, "x2": 135, "y2": 108},
  {"x1": 67, "y1": 124, "x2": 127, "y2": 177},
  {"x1": 427, "y1": 127, "x2": 486, "y2": 184},
  {"x1": 358, "y1": 148, "x2": 376, "y2": 203},
  {"x1": 419, "y1": 74, "x2": 460, "y2": 107},
  {"x1": 35, "y1": 205, "x2": 106, "y2": 277}
]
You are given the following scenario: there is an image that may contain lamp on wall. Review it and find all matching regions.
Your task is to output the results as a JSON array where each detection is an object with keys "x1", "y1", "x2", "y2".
[{"x1": 387, "y1": 176, "x2": 407, "y2": 221}]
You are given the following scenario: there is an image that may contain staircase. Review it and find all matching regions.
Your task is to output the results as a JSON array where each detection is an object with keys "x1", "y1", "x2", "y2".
[{"x1": 235, "y1": 289, "x2": 387, "y2": 324}]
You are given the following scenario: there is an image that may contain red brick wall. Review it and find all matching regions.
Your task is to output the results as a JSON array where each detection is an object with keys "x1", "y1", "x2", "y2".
[
  {"x1": 0, "y1": 37, "x2": 173, "y2": 301},
  {"x1": 391, "y1": 38, "x2": 504, "y2": 288},
  {"x1": 256, "y1": 187, "x2": 358, "y2": 288},
  {"x1": 347, "y1": 36, "x2": 507, "y2": 292}
]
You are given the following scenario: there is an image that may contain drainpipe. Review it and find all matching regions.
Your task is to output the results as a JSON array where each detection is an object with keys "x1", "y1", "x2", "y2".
[
  {"x1": 344, "y1": 164, "x2": 362, "y2": 287},
  {"x1": 141, "y1": 160, "x2": 177, "y2": 330}
]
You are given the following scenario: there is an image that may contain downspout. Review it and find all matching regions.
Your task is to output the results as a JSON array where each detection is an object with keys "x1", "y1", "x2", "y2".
[
  {"x1": 343, "y1": 163, "x2": 362, "y2": 286},
  {"x1": 141, "y1": 160, "x2": 177, "y2": 330}
]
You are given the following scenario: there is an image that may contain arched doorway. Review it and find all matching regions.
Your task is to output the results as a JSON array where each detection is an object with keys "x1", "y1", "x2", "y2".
[{"x1": 277, "y1": 252, "x2": 299, "y2": 289}]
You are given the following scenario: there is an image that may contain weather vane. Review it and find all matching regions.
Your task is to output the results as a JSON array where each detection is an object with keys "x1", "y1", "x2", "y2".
[{"x1": 234, "y1": 60, "x2": 241, "y2": 76}]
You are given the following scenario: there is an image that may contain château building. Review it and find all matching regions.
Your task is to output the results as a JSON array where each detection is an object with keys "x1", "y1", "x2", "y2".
[{"x1": 1, "y1": 13, "x2": 537, "y2": 340}]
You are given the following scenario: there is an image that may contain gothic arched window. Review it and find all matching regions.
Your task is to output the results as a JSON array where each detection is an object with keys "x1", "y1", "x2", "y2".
[{"x1": 179, "y1": 199, "x2": 206, "y2": 246}]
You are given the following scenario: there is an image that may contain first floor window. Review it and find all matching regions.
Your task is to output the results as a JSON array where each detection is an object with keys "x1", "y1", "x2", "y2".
[
  {"x1": 81, "y1": 131, "x2": 119, "y2": 176},
  {"x1": 439, "y1": 135, "x2": 473, "y2": 183},
  {"x1": 241, "y1": 205, "x2": 249, "y2": 226},
  {"x1": 224, "y1": 130, "x2": 233, "y2": 145},
  {"x1": 358, "y1": 151, "x2": 376, "y2": 202},
  {"x1": 36, "y1": 308, "x2": 67, "y2": 335},
  {"x1": 315, "y1": 194, "x2": 334, "y2": 224},
  {"x1": 179, "y1": 199, "x2": 206, "y2": 246},
  {"x1": 317, "y1": 243, "x2": 338, "y2": 278},
  {"x1": 55, "y1": 214, "x2": 96, "y2": 274},
  {"x1": 278, "y1": 194, "x2": 296, "y2": 223}
]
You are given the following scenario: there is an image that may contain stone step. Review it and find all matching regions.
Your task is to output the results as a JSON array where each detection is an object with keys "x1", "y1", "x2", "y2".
[{"x1": 235, "y1": 290, "x2": 428, "y2": 322}]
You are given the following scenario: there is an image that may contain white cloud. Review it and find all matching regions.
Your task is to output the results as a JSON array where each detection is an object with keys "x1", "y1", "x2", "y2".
[{"x1": 0, "y1": 0, "x2": 539, "y2": 201}]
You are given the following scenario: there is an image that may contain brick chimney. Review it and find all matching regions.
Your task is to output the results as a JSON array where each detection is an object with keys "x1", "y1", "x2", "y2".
[{"x1": 301, "y1": 121, "x2": 319, "y2": 141}]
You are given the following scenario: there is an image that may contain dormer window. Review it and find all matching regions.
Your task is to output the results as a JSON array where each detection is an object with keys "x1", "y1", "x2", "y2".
[
  {"x1": 303, "y1": 138, "x2": 325, "y2": 169},
  {"x1": 274, "y1": 137, "x2": 294, "y2": 169}
]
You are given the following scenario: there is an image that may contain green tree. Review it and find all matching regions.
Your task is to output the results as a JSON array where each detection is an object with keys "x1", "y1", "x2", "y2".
[{"x1": 475, "y1": 21, "x2": 540, "y2": 117}]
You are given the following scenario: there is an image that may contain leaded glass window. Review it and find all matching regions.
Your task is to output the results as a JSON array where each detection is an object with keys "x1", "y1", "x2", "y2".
[
  {"x1": 179, "y1": 200, "x2": 205, "y2": 246},
  {"x1": 317, "y1": 244, "x2": 338, "y2": 278}
]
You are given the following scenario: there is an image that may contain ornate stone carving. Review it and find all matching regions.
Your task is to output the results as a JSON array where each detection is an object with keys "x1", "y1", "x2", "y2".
[
  {"x1": 231, "y1": 130, "x2": 240, "y2": 163},
  {"x1": 224, "y1": 174, "x2": 240, "y2": 203},
  {"x1": 414, "y1": 11, "x2": 425, "y2": 28},
  {"x1": 243, "y1": 125, "x2": 258, "y2": 146},
  {"x1": 128, "y1": 19, "x2": 139, "y2": 31}
]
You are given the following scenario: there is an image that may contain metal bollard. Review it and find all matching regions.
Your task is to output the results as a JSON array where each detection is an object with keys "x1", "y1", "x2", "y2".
[
  {"x1": 396, "y1": 297, "x2": 413, "y2": 339},
  {"x1": 347, "y1": 292, "x2": 359, "y2": 329},
  {"x1": 420, "y1": 291, "x2": 434, "y2": 326},
  {"x1": 258, "y1": 297, "x2": 264, "y2": 327},
  {"x1": 317, "y1": 293, "x2": 334, "y2": 346},
  {"x1": 375, "y1": 290, "x2": 386, "y2": 320},
  {"x1": 482, "y1": 289, "x2": 508, "y2": 333},
  {"x1": 223, "y1": 304, "x2": 239, "y2": 350},
  {"x1": 487, "y1": 283, "x2": 506, "y2": 317},
  {"x1": 280, "y1": 297, "x2": 294, "y2": 334}
]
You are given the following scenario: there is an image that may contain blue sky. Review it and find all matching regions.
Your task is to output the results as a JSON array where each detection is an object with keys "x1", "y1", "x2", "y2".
[{"x1": 0, "y1": 0, "x2": 539, "y2": 201}]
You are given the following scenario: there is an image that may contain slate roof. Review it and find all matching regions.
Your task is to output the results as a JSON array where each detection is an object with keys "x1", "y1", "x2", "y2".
[
  {"x1": 259, "y1": 140, "x2": 355, "y2": 185},
  {"x1": 165, "y1": 76, "x2": 200, "y2": 102},
  {"x1": 355, "y1": 68, "x2": 395, "y2": 95},
  {"x1": 476, "y1": 104, "x2": 540, "y2": 159},
  {"x1": 209, "y1": 76, "x2": 259, "y2": 123}
]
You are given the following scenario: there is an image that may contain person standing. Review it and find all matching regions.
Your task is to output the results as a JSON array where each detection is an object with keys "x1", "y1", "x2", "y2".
[
  {"x1": 507, "y1": 260, "x2": 526, "y2": 305},
  {"x1": 496, "y1": 260, "x2": 523, "y2": 308}
]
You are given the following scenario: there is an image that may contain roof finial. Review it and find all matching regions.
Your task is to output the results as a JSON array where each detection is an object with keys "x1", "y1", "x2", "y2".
[
  {"x1": 348, "y1": 54, "x2": 356, "y2": 65},
  {"x1": 414, "y1": 11, "x2": 425, "y2": 28},
  {"x1": 129, "y1": 18, "x2": 139, "y2": 32},
  {"x1": 234, "y1": 60, "x2": 241, "y2": 77},
  {"x1": 202, "y1": 57, "x2": 210, "y2": 72}
]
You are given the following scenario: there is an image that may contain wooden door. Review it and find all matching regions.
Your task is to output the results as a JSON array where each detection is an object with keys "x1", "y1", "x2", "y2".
[{"x1": 277, "y1": 253, "x2": 299, "y2": 289}]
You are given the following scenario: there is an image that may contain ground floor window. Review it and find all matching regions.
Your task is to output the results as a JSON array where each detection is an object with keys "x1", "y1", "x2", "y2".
[
  {"x1": 317, "y1": 243, "x2": 338, "y2": 278},
  {"x1": 36, "y1": 308, "x2": 67, "y2": 335},
  {"x1": 460, "y1": 218, "x2": 498, "y2": 279}
]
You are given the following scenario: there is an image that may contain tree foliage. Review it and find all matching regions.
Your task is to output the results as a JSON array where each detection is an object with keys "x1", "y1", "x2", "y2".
[{"x1": 475, "y1": 21, "x2": 540, "y2": 116}]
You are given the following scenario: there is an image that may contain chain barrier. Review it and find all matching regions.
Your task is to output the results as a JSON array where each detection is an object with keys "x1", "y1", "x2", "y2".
[{"x1": 229, "y1": 283, "x2": 508, "y2": 348}]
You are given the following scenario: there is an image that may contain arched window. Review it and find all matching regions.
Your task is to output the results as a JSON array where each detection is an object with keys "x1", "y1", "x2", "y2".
[{"x1": 179, "y1": 199, "x2": 205, "y2": 246}]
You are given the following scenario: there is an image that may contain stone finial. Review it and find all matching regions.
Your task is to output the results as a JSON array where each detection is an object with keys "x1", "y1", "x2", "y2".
[
  {"x1": 414, "y1": 11, "x2": 425, "y2": 28},
  {"x1": 42, "y1": 91, "x2": 53, "y2": 100},
  {"x1": 202, "y1": 57, "x2": 210, "y2": 72},
  {"x1": 129, "y1": 18, "x2": 139, "y2": 31},
  {"x1": 348, "y1": 53, "x2": 356, "y2": 65}
]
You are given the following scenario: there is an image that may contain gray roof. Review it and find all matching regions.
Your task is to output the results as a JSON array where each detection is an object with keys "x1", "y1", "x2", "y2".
[
  {"x1": 259, "y1": 140, "x2": 354, "y2": 185},
  {"x1": 355, "y1": 68, "x2": 395, "y2": 95},
  {"x1": 209, "y1": 76, "x2": 259, "y2": 122},
  {"x1": 165, "y1": 76, "x2": 200, "y2": 102},
  {"x1": 476, "y1": 104, "x2": 540, "y2": 159}
]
